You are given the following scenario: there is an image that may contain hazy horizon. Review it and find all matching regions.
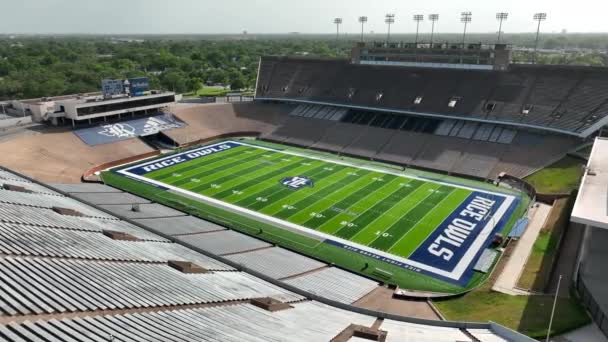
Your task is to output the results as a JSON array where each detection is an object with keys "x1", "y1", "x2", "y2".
[{"x1": 2, "y1": 0, "x2": 607, "y2": 35}]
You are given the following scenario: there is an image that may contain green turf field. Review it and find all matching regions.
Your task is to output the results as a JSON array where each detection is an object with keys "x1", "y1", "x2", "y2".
[{"x1": 112, "y1": 140, "x2": 523, "y2": 291}]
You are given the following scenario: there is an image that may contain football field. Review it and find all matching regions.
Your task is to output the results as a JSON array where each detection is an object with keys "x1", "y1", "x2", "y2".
[{"x1": 117, "y1": 140, "x2": 520, "y2": 286}]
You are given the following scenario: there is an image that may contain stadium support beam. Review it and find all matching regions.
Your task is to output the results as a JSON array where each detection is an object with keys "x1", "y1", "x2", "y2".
[
  {"x1": 429, "y1": 14, "x2": 439, "y2": 46},
  {"x1": 413, "y1": 14, "x2": 424, "y2": 45},
  {"x1": 533, "y1": 12, "x2": 547, "y2": 64},
  {"x1": 385, "y1": 14, "x2": 395, "y2": 44},
  {"x1": 496, "y1": 12, "x2": 508, "y2": 43},
  {"x1": 358, "y1": 16, "x2": 368, "y2": 42}
]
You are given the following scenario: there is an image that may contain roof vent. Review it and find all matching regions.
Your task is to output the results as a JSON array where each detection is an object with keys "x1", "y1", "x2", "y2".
[
  {"x1": 250, "y1": 297, "x2": 293, "y2": 312},
  {"x1": 168, "y1": 260, "x2": 208, "y2": 274},
  {"x1": 331, "y1": 324, "x2": 387, "y2": 342},
  {"x1": 414, "y1": 96, "x2": 423, "y2": 105},
  {"x1": 2, "y1": 184, "x2": 33, "y2": 194},
  {"x1": 52, "y1": 206, "x2": 84, "y2": 217},
  {"x1": 102, "y1": 230, "x2": 139, "y2": 241},
  {"x1": 375, "y1": 92, "x2": 384, "y2": 101},
  {"x1": 522, "y1": 104, "x2": 533, "y2": 115},
  {"x1": 131, "y1": 204, "x2": 140, "y2": 212},
  {"x1": 448, "y1": 97, "x2": 460, "y2": 108},
  {"x1": 485, "y1": 102, "x2": 496, "y2": 112}
]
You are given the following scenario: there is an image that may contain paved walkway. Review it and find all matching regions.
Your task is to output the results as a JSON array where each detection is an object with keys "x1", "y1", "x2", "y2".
[
  {"x1": 554, "y1": 323, "x2": 608, "y2": 342},
  {"x1": 493, "y1": 202, "x2": 552, "y2": 295}
]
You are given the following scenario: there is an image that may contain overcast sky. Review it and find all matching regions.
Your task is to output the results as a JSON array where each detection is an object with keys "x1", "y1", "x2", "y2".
[{"x1": 2, "y1": 0, "x2": 606, "y2": 34}]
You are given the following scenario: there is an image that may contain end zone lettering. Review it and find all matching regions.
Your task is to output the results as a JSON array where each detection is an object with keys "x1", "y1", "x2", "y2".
[
  {"x1": 427, "y1": 196, "x2": 495, "y2": 261},
  {"x1": 409, "y1": 192, "x2": 506, "y2": 274},
  {"x1": 126, "y1": 143, "x2": 237, "y2": 175}
]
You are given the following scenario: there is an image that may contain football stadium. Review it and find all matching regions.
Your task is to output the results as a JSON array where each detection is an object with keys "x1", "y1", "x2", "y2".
[
  {"x1": 108, "y1": 139, "x2": 523, "y2": 292},
  {"x1": 2, "y1": 11, "x2": 608, "y2": 342}
]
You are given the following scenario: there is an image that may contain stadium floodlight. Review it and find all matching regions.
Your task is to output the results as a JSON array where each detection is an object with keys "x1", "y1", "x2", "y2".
[
  {"x1": 429, "y1": 14, "x2": 439, "y2": 46},
  {"x1": 358, "y1": 16, "x2": 368, "y2": 42},
  {"x1": 413, "y1": 14, "x2": 424, "y2": 45},
  {"x1": 533, "y1": 12, "x2": 547, "y2": 64},
  {"x1": 460, "y1": 12, "x2": 472, "y2": 48},
  {"x1": 385, "y1": 14, "x2": 396, "y2": 44},
  {"x1": 496, "y1": 12, "x2": 508, "y2": 43},
  {"x1": 333, "y1": 18, "x2": 343, "y2": 54}
]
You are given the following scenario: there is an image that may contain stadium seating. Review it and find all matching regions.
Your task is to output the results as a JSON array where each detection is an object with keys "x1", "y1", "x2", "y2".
[
  {"x1": 257, "y1": 57, "x2": 608, "y2": 136},
  {"x1": 0, "y1": 168, "x2": 531, "y2": 341}
]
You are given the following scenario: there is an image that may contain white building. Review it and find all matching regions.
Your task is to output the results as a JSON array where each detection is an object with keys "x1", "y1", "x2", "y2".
[{"x1": 11, "y1": 91, "x2": 179, "y2": 125}]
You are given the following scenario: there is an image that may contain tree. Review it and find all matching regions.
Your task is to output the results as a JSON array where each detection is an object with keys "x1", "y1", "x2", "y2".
[
  {"x1": 186, "y1": 77, "x2": 203, "y2": 94},
  {"x1": 230, "y1": 75, "x2": 246, "y2": 91}
]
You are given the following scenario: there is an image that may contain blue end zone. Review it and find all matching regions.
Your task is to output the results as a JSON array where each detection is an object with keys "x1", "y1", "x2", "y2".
[{"x1": 325, "y1": 192, "x2": 520, "y2": 287}]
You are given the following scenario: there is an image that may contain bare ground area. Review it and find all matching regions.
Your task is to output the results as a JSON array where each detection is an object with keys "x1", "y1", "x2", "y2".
[
  {"x1": 0, "y1": 126, "x2": 154, "y2": 183},
  {"x1": 353, "y1": 286, "x2": 440, "y2": 320}
]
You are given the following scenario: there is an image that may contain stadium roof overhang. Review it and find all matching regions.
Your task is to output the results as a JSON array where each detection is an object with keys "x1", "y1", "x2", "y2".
[
  {"x1": 255, "y1": 97, "x2": 595, "y2": 138},
  {"x1": 572, "y1": 137, "x2": 608, "y2": 229}
]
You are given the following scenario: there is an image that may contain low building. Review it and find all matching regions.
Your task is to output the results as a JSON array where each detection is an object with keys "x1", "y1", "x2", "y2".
[
  {"x1": 11, "y1": 91, "x2": 179, "y2": 125},
  {"x1": 571, "y1": 137, "x2": 608, "y2": 337}
]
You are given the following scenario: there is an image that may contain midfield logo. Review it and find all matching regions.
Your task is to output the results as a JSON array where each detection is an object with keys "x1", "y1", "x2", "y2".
[{"x1": 280, "y1": 176, "x2": 314, "y2": 190}]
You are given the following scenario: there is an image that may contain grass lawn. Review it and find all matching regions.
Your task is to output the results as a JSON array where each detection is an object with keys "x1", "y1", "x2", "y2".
[
  {"x1": 434, "y1": 283, "x2": 590, "y2": 338},
  {"x1": 524, "y1": 156, "x2": 584, "y2": 194},
  {"x1": 517, "y1": 198, "x2": 572, "y2": 291}
]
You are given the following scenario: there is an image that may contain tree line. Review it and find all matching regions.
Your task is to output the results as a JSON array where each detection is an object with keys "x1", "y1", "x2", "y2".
[{"x1": 0, "y1": 33, "x2": 607, "y2": 100}]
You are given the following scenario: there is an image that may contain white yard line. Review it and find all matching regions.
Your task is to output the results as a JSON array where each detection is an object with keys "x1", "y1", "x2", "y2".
[{"x1": 118, "y1": 140, "x2": 517, "y2": 281}]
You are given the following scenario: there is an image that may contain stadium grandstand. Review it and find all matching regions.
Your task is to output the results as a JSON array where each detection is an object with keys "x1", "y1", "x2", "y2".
[
  {"x1": 0, "y1": 39, "x2": 604, "y2": 341},
  {"x1": 0, "y1": 167, "x2": 533, "y2": 341},
  {"x1": 253, "y1": 53, "x2": 607, "y2": 180}
]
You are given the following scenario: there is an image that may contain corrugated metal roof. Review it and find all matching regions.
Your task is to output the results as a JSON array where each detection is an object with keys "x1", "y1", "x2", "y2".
[
  {"x1": 71, "y1": 192, "x2": 151, "y2": 205},
  {"x1": 176, "y1": 230, "x2": 271, "y2": 256},
  {"x1": 0, "y1": 257, "x2": 300, "y2": 315},
  {"x1": 99, "y1": 203, "x2": 186, "y2": 219},
  {"x1": 134, "y1": 216, "x2": 227, "y2": 236},
  {"x1": 226, "y1": 247, "x2": 326, "y2": 279},
  {"x1": 381, "y1": 319, "x2": 473, "y2": 342},
  {"x1": 51, "y1": 183, "x2": 122, "y2": 193},
  {"x1": 0, "y1": 170, "x2": 30, "y2": 183},
  {"x1": 284, "y1": 267, "x2": 378, "y2": 304},
  {"x1": 0, "y1": 222, "x2": 232, "y2": 270},
  {"x1": 0, "y1": 302, "x2": 376, "y2": 342},
  {"x1": 0, "y1": 189, "x2": 115, "y2": 219},
  {"x1": 0, "y1": 179, "x2": 61, "y2": 196}
]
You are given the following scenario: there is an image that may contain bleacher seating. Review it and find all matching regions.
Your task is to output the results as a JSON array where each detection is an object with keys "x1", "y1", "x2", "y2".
[
  {"x1": 0, "y1": 169, "x2": 532, "y2": 341},
  {"x1": 257, "y1": 56, "x2": 608, "y2": 136}
]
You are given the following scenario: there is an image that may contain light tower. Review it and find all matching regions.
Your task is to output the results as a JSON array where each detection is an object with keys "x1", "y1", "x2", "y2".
[
  {"x1": 358, "y1": 16, "x2": 368, "y2": 42},
  {"x1": 460, "y1": 11, "x2": 472, "y2": 48},
  {"x1": 333, "y1": 17, "x2": 343, "y2": 40},
  {"x1": 429, "y1": 14, "x2": 439, "y2": 46},
  {"x1": 496, "y1": 12, "x2": 508, "y2": 43},
  {"x1": 413, "y1": 14, "x2": 424, "y2": 45},
  {"x1": 333, "y1": 18, "x2": 342, "y2": 54},
  {"x1": 385, "y1": 14, "x2": 395, "y2": 44},
  {"x1": 533, "y1": 12, "x2": 547, "y2": 64}
]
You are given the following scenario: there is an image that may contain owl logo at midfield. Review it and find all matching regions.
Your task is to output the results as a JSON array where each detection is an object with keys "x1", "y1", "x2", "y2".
[{"x1": 280, "y1": 176, "x2": 314, "y2": 190}]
